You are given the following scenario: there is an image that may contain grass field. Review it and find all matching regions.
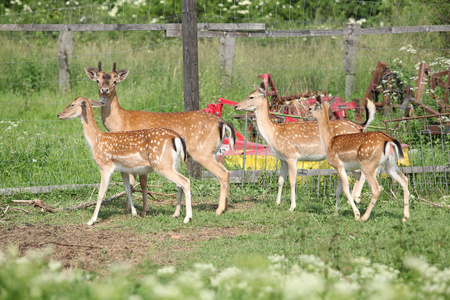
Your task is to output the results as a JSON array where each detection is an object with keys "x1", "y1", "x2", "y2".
[{"x1": 1, "y1": 179, "x2": 450, "y2": 299}]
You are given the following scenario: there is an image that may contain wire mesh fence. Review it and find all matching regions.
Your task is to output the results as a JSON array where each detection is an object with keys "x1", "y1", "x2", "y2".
[{"x1": 0, "y1": 1, "x2": 449, "y2": 203}]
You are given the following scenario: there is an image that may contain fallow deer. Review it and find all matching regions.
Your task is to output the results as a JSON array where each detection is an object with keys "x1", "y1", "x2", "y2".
[
  {"x1": 235, "y1": 84, "x2": 375, "y2": 211},
  {"x1": 85, "y1": 62, "x2": 235, "y2": 216},
  {"x1": 310, "y1": 97, "x2": 410, "y2": 222},
  {"x1": 58, "y1": 97, "x2": 192, "y2": 225}
]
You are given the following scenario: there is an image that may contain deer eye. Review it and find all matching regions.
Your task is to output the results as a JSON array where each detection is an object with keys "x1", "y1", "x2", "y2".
[
  {"x1": 96, "y1": 80, "x2": 99, "y2": 83},
  {"x1": 113, "y1": 81, "x2": 117, "y2": 84},
  {"x1": 70, "y1": 104, "x2": 75, "y2": 107},
  {"x1": 249, "y1": 96, "x2": 254, "y2": 100}
]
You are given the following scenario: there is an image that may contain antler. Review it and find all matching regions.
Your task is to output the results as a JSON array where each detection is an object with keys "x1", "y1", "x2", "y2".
[
  {"x1": 112, "y1": 62, "x2": 117, "y2": 72},
  {"x1": 97, "y1": 61, "x2": 102, "y2": 72}
]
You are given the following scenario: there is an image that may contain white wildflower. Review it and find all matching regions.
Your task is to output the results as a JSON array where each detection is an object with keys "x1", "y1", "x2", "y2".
[
  {"x1": 356, "y1": 18, "x2": 366, "y2": 25},
  {"x1": 157, "y1": 265, "x2": 175, "y2": 276},
  {"x1": 239, "y1": 0, "x2": 251, "y2": 5}
]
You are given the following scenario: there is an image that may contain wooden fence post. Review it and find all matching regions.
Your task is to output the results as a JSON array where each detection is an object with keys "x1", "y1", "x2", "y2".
[
  {"x1": 343, "y1": 23, "x2": 360, "y2": 100},
  {"x1": 58, "y1": 30, "x2": 73, "y2": 93},
  {"x1": 182, "y1": 0, "x2": 201, "y2": 179},
  {"x1": 219, "y1": 36, "x2": 236, "y2": 87}
]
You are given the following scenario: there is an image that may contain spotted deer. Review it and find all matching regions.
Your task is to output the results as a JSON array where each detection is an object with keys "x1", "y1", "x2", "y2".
[
  {"x1": 58, "y1": 97, "x2": 192, "y2": 225},
  {"x1": 235, "y1": 84, "x2": 375, "y2": 211},
  {"x1": 310, "y1": 97, "x2": 409, "y2": 222},
  {"x1": 85, "y1": 62, "x2": 235, "y2": 216}
]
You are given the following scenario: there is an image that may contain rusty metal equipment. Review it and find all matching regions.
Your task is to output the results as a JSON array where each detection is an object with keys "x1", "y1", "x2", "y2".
[
  {"x1": 362, "y1": 61, "x2": 408, "y2": 116},
  {"x1": 364, "y1": 62, "x2": 450, "y2": 116},
  {"x1": 364, "y1": 61, "x2": 450, "y2": 134},
  {"x1": 258, "y1": 73, "x2": 360, "y2": 121},
  {"x1": 430, "y1": 68, "x2": 450, "y2": 113}
]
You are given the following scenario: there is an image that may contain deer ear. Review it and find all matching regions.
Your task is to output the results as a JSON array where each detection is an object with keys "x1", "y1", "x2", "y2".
[
  {"x1": 85, "y1": 68, "x2": 99, "y2": 81},
  {"x1": 315, "y1": 95, "x2": 322, "y2": 104},
  {"x1": 256, "y1": 82, "x2": 266, "y2": 95},
  {"x1": 80, "y1": 99, "x2": 87, "y2": 108},
  {"x1": 328, "y1": 95, "x2": 337, "y2": 107},
  {"x1": 115, "y1": 69, "x2": 129, "y2": 83},
  {"x1": 259, "y1": 81, "x2": 266, "y2": 90},
  {"x1": 91, "y1": 100, "x2": 105, "y2": 107}
]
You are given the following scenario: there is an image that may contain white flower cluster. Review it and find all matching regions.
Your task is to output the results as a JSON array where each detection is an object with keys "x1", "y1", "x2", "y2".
[
  {"x1": 3, "y1": 249, "x2": 450, "y2": 299},
  {"x1": 0, "y1": 120, "x2": 21, "y2": 131},
  {"x1": 399, "y1": 45, "x2": 417, "y2": 54}
]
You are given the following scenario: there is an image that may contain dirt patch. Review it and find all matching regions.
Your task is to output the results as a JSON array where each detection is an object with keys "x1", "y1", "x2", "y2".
[{"x1": 0, "y1": 223, "x2": 255, "y2": 273}]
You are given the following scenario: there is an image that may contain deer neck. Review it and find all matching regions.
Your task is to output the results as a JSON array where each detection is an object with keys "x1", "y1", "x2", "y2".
[
  {"x1": 80, "y1": 104, "x2": 102, "y2": 150},
  {"x1": 100, "y1": 92, "x2": 125, "y2": 132},
  {"x1": 315, "y1": 111, "x2": 334, "y2": 152},
  {"x1": 254, "y1": 98, "x2": 278, "y2": 144}
]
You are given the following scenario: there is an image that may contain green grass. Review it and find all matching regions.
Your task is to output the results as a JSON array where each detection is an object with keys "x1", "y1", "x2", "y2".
[
  {"x1": 1, "y1": 179, "x2": 450, "y2": 299},
  {"x1": 2, "y1": 178, "x2": 450, "y2": 270}
]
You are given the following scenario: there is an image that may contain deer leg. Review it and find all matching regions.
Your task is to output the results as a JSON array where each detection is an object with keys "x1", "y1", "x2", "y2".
[
  {"x1": 388, "y1": 166, "x2": 410, "y2": 222},
  {"x1": 158, "y1": 169, "x2": 192, "y2": 223},
  {"x1": 336, "y1": 167, "x2": 360, "y2": 220},
  {"x1": 351, "y1": 171, "x2": 365, "y2": 204},
  {"x1": 287, "y1": 159, "x2": 298, "y2": 211},
  {"x1": 124, "y1": 173, "x2": 137, "y2": 213},
  {"x1": 276, "y1": 160, "x2": 289, "y2": 206},
  {"x1": 360, "y1": 172, "x2": 381, "y2": 221},
  {"x1": 335, "y1": 178, "x2": 343, "y2": 216},
  {"x1": 87, "y1": 169, "x2": 113, "y2": 226},
  {"x1": 139, "y1": 174, "x2": 149, "y2": 217},
  {"x1": 172, "y1": 186, "x2": 184, "y2": 219},
  {"x1": 196, "y1": 156, "x2": 229, "y2": 215},
  {"x1": 121, "y1": 172, "x2": 137, "y2": 217}
]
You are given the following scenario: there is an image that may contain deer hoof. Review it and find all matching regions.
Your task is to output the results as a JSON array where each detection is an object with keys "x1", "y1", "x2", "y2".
[
  {"x1": 131, "y1": 208, "x2": 137, "y2": 217},
  {"x1": 183, "y1": 217, "x2": 191, "y2": 224}
]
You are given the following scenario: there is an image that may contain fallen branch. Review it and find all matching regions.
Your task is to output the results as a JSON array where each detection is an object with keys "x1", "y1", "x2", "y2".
[
  {"x1": 66, "y1": 191, "x2": 127, "y2": 210},
  {"x1": 1, "y1": 205, "x2": 9, "y2": 217},
  {"x1": 133, "y1": 189, "x2": 176, "y2": 198},
  {"x1": 10, "y1": 207, "x2": 30, "y2": 214},
  {"x1": 417, "y1": 196, "x2": 450, "y2": 209},
  {"x1": 12, "y1": 199, "x2": 61, "y2": 213},
  {"x1": 21, "y1": 241, "x2": 105, "y2": 249},
  {"x1": 10, "y1": 185, "x2": 172, "y2": 214}
]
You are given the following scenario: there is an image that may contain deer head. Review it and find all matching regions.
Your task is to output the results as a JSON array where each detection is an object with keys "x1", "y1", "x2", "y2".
[
  {"x1": 234, "y1": 82, "x2": 267, "y2": 112},
  {"x1": 58, "y1": 97, "x2": 104, "y2": 120},
  {"x1": 85, "y1": 61, "x2": 130, "y2": 104}
]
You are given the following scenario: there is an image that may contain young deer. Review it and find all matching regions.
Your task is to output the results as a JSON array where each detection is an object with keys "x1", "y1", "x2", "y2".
[
  {"x1": 235, "y1": 84, "x2": 375, "y2": 211},
  {"x1": 85, "y1": 62, "x2": 235, "y2": 216},
  {"x1": 310, "y1": 97, "x2": 410, "y2": 222},
  {"x1": 58, "y1": 97, "x2": 192, "y2": 225}
]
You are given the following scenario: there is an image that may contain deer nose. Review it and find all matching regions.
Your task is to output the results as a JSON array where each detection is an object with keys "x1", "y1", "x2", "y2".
[
  {"x1": 234, "y1": 105, "x2": 238, "y2": 110},
  {"x1": 57, "y1": 114, "x2": 60, "y2": 118},
  {"x1": 101, "y1": 88, "x2": 109, "y2": 94}
]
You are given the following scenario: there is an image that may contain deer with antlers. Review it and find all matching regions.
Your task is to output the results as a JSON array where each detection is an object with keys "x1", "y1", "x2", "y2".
[
  {"x1": 58, "y1": 97, "x2": 192, "y2": 225},
  {"x1": 310, "y1": 97, "x2": 410, "y2": 222},
  {"x1": 85, "y1": 62, "x2": 235, "y2": 216},
  {"x1": 235, "y1": 83, "x2": 375, "y2": 211}
]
